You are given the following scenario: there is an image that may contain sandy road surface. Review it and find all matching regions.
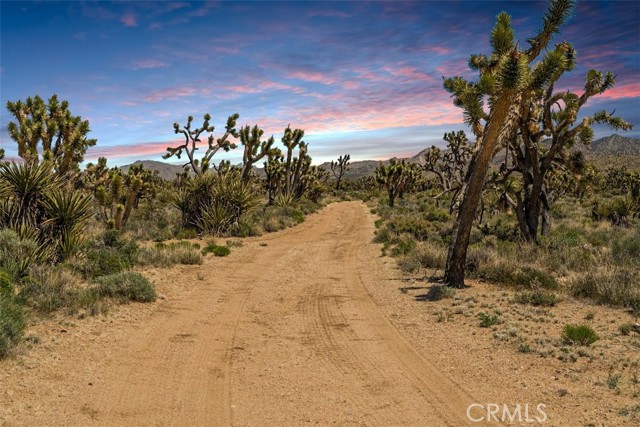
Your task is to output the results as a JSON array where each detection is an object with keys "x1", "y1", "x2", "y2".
[{"x1": 1, "y1": 202, "x2": 476, "y2": 426}]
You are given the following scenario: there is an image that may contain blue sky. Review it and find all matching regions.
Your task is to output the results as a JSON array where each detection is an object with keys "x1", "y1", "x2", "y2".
[{"x1": 1, "y1": 0, "x2": 639, "y2": 167}]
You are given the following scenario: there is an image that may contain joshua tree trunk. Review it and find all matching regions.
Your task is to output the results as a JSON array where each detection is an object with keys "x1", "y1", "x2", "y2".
[{"x1": 445, "y1": 94, "x2": 512, "y2": 288}]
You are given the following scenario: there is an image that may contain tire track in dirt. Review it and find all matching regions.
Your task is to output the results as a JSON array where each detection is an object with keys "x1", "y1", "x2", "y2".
[
  {"x1": 1, "y1": 201, "x2": 476, "y2": 426},
  {"x1": 231, "y1": 202, "x2": 476, "y2": 426}
]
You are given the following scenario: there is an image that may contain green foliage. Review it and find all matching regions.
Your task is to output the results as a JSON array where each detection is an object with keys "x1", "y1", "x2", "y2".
[
  {"x1": 330, "y1": 154, "x2": 351, "y2": 191},
  {"x1": 202, "y1": 243, "x2": 231, "y2": 257},
  {"x1": 571, "y1": 268, "x2": 639, "y2": 309},
  {"x1": 0, "y1": 162, "x2": 92, "y2": 263},
  {"x1": 239, "y1": 124, "x2": 277, "y2": 182},
  {"x1": 0, "y1": 229, "x2": 46, "y2": 280},
  {"x1": 562, "y1": 324, "x2": 599, "y2": 346},
  {"x1": 0, "y1": 287, "x2": 25, "y2": 358},
  {"x1": 514, "y1": 290, "x2": 559, "y2": 307},
  {"x1": 479, "y1": 312, "x2": 500, "y2": 328},
  {"x1": 74, "y1": 232, "x2": 138, "y2": 279},
  {"x1": 375, "y1": 159, "x2": 420, "y2": 207},
  {"x1": 173, "y1": 171, "x2": 259, "y2": 235},
  {"x1": 6, "y1": 94, "x2": 97, "y2": 177},
  {"x1": 480, "y1": 263, "x2": 559, "y2": 290},
  {"x1": 84, "y1": 158, "x2": 160, "y2": 230},
  {"x1": 137, "y1": 242, "x2": 203, "y2": 267},
  {"x1": 93, "y1": 271, "x2": 156, "y2": 303}
]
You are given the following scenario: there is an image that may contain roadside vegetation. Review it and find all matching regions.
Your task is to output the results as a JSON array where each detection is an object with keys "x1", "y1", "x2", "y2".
[{"x1": 0, "y1": 98, "x2": 329, "y2": 358}]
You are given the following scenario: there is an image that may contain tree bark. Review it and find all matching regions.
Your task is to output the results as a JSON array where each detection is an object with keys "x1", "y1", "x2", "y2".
[{"x1": 444, "y1": 94, "x2": 513, "y2": 288}]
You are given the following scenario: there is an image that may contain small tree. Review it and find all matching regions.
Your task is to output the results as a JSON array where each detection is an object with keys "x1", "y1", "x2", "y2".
[
  {"x1": 422, "y1": 131, "x2": 473, "y2": 212},
  {"x1": 163, "y1": 113, "x2": 240, "y2": 175},
  {"x1": 6, "y1": 94, "x2": 97, "y2": 177},
  {"x1": 330, "y1": 154, "x2": 351, "y2": 191},
  {"x1": 239, "y1": 125, "x2": 277, "y2": 183},
  {"x1": 375, "y1": 159, "x2": 418, "y2": 207}
]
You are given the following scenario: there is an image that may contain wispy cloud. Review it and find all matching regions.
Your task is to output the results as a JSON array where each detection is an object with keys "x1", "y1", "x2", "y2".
[
  {"x1": 130, "y1": 59, "x2": 171, "y2": 70},
  {"x1": 143, "y1": 86, "x2": 198, "y2": 102}
]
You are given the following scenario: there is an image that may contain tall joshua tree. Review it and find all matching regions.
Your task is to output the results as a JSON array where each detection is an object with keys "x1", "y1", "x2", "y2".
[
  {"x1": 239, "y1": 124, "x2": 277, "y2": 183},
  {"x1": 163, "y1": 113, "x2": 240, "y2": 175},
  {"x1": 444, "y1": 0, "x2": 575, "y2": 287},
  {"x1": 6, "y1": 94, "x2": 97, "y2": 177},
  {"x1": 497, "y1": 68, "x2": 632, "y2": 242},
  {"x1": 330, "y1": 154, "x2": 351, "y2": 191}
]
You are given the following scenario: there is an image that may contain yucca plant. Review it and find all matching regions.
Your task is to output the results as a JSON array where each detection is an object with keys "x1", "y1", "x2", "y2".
[
  {"x1": 41, "y1": 189, "x2": 93, "y2": 261},
  {"x1": 0, "y1": 162, "x2": 91, "y2": 263}
]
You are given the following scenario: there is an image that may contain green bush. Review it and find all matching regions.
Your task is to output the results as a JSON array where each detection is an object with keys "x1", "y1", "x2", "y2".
[
  {"x1": 562, "y1": 324, "x2": 599, "y2": 346},
  {"x1": 478, "y1": 312, "x2": 500, "y2": 328},
  {"x1": 0, "y1": 294, "x2": 24, "y2": 358},
  {"x1": 0, "y1": 273, "x2": 24, "y2": 358},
  {"x1": 201, "y1": 242, "x2": 231, "y2": 257},
  {"x1": 514, "y1": 290, "x2": 559, "y2": 307},
  {"x1": 20, "y1": 264, "x2": 84, "y2": 313},
  {"x1": 571, "y1": 268, "x2": 639, "y2": 308},
  {"x1": 93, "y1": 271, "x2": 156, "y2": 303},
  {"x1": 137, "y1": 242, "x2": 203, "y2": 267},
  {"x1": 75, "y1": 232, "x2": 138, "y2": 279}
]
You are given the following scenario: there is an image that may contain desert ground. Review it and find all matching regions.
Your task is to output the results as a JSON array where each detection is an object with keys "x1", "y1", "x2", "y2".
[{"x1": 1, "y1": 202, "x2": 638, "y2": 426}]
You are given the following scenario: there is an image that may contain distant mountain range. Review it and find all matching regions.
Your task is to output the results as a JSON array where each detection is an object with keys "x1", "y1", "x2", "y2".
[{"x1": 121, "y1": 134, "x2": 640, "y2": 181}]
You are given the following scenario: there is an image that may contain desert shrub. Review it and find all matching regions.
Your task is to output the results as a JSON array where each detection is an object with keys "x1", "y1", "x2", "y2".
[
  {"x1": 387, "y1": 216, "x2": 435, "y2": 240},
  {"x1": 258, "y1": 205, "x2": 305, "y2": 233},
  {"x1": 0, "y1": 289, "x2": 24, "y2": 358},
  {"x1": 514, "y1": 290, "x2": 559, "y2": 307},
  {"x1": 478, "y1": 312, "x2": 499, "y2": 328},
  {"x1": 137, "y1": 242, "x2": 203, "y2": 267},
  {"x1": 611, "y1": 232, "x2": 640, "y2": 266},
  {"x1": 174, "y1": 172, "x2": 260, "y2": 235},
  {"x1": 20, "y1": 264, "x2": 86, "y2": 313},
  {"x1": 479, "y1": 262, "x2": 558, "y2": 290},
  {"x1": 74, "y1": 231, "x2": 138, "y2": 279},
  {"x1": 92, "y1": 271, "x2": 156, "y2": 303},
  {"x1": 562, "y1": 324, "x2": 599, "y2": 346},
  {"x1": 571, "y1": 267, "x2": 639, "y2": 308},
  {"x1": 201, "y1": 241, "x2": 231, "y2": 257},
  {"x1": 390, "y1": 235, "x2": 417, "y2": 257},
  {"x1": 481, "y1": 216, "x2": 519, "y2": 241},
  {"x1": 0, "y1": 229, "x2": 46, "y2": 280}
]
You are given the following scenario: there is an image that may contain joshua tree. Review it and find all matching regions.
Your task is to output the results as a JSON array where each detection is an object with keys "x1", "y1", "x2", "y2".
[
  {"x1": 264, "y1": 150, "x2": 284, "y2": 205},
  {"x1": 494, "y1": 65, "x2": 632, "y2": 242},
  {"x1": 6, "y1": 94, "x2": 97, "y2": 177},
  {"x1": 281, "y1": 126, "x2": 314, "y2": 199},
  {"x1": 443, "y1": 0, "x2": 575, "y2": 287},
  {"x1": 330, "y1": 154, "x2": 351, "y2": 191},
  {"x1": 85, "y1": 159, "x2": 159, "y2": 230},
  {"x1": 163, "y1": 113, "x2": 240, "y2": 175},
  {"x1": 239, "y1": 125, "x2": 277, "y2": 183},
  {"x1": 422, "y1": 131, "x2": 473, "y2": 212},
  {"x1": 375, "y1": 159, "x2": 418, "y2": 207}
]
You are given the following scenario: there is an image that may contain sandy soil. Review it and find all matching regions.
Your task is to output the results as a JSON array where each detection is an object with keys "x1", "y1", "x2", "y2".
[{"x1": 1, "y1": 201, "x2": 638, "y2": 426}]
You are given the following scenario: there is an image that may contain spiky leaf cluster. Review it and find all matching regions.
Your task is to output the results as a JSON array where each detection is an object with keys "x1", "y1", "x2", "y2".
[{"x1": 6, "y1": 94, "x2": 97, "y2": 177}]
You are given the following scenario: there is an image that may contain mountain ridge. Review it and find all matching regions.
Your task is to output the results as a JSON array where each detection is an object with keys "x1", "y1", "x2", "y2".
[{"x1": 121, "y1": 134, "x2": 640, "y2": 181}]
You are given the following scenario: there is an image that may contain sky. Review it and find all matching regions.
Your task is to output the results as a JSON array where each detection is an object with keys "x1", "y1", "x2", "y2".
[{"x1": 1, "y1": 0, "x2": 639, "y2": 167}]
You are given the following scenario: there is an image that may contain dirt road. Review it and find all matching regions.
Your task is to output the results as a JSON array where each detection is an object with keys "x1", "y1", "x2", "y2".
[{"x1": 1, "y1": 202, "x2": 476, "y2": 426}]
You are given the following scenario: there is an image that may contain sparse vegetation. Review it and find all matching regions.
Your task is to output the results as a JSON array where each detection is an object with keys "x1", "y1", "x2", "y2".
[{"x1": 562, "y1": 324, "x2": 599, "y2": 346}]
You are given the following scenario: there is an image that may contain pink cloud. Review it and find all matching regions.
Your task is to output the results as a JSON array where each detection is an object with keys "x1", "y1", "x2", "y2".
[
  {"x1": 384, "y1": 65, "x2": 438, "y2": 83},
  {"x1": 130, "y1": 59, "x2": 170, "y2": 70},
  {"x1": 596, "y1": 82, "x2": 640, "y2": 100},
  {"x1": 143, "y1": 86, "x2": 198, "y2": 102},
  {"x1": 86, "y1": 141, "x2": 179, "y2": 160},
  {"x1": 286, "y1": 70, "x2": 336, "y2": 85},
  {"x1": 121, "y1": 12, "x2": 137, "y2": 27}
]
